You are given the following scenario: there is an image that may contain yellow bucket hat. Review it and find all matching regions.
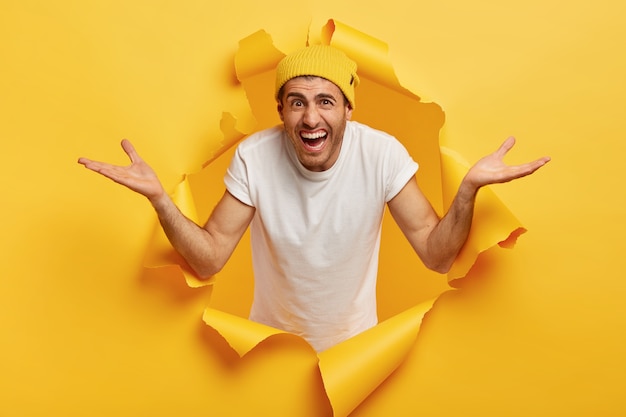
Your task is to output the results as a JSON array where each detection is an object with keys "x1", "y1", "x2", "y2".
[{"x1": 275, "y1": 45, "x2": 360, "y2": 108}]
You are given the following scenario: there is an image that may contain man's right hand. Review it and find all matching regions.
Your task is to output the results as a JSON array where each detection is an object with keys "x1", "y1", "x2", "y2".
[{"x1": 78, "y1": 139, "x2": 166, "y2": 203}]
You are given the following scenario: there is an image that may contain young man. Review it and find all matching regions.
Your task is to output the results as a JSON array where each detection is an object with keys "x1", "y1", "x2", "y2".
[{"x1": 78, "y1": 45, "x2": 550, "y2": 352}]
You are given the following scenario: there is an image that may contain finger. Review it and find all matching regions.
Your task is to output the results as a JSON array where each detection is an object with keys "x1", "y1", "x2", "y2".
[
  {"x1": 526, "y1": 156, "x2": 551, "y2": 173},
  {"x1": 495, "y1": 136, "x2": 516, "y2": 158},
  {"x1": 78, "y1": 158, "x2": 117, "y2": 174},
  {"x1": 77, "y1": 157, "x2": 103, "y2": 170},
  {"x1": 121, "y1": 139, "x2": 141, "y2": 164},
  {"x1": 508, "y1": 157, "x2": 551, "y2": 179}
]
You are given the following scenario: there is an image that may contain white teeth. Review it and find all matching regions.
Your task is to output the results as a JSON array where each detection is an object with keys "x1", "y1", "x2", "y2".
[{"x1": 301, "y1": 131, "x2": 327, "y2": 139}]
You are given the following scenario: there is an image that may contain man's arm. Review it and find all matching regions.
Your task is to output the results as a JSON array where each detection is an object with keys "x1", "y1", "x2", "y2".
[
  {"x1": 388, "y1": 137, "x2": 550, "y2": 273},
  {"x1": 151, "y1": 190, "x2": 254, "y2": 278},
  {"x1": 78, "y1": 139, "x2": 255, "y2": 278}
]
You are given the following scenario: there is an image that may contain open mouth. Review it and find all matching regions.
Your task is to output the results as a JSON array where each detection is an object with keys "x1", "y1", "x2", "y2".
[{"x1": 300, "y1": 130, "x2": 328, "y2": 152}]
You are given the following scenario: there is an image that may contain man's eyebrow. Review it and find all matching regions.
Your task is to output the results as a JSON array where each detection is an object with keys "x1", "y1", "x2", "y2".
[
  {"x1": 285, "y1": 92, "x2": 306, "y2": 100},
  {"x1": 285, "y1": 92, "x2": 337, "y2": 101},
  {"x1": 315, "y1": 93, "x2": 337, "y2": 101}
]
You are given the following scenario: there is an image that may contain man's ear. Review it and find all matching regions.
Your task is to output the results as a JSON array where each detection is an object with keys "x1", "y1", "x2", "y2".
[
  {"x1": 345, "y1": 104, "x2": 353, "y2": 120},
  {"x1": 277, "y1": 102, "x2": 284, "y2": 121}
]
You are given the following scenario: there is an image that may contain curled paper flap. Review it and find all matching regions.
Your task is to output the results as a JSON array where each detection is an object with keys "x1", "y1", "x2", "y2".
[
  {"x1": 143, "y1": 175, "x2": 212, "y2": 288},
  {"x1": 204, "y1": 112, "x2": 253, "y2": 168},
  {"x1": 319, "y1": 299, "x2": 435, "y2": 417},
  {"x1": 234, "y1": 30, "x2": 284, "y2": 129},
  {"x1": 143, "y1": 111, "x2": 251, "y2": 289},
  {"x1": 235, "y1": 30, "x2": 286, "y2": 82},
  {"x1": 202, "y1": 300, "x2": 434, "y2": 417},
  {"x1": 440, "y1": 146, "x2": 526, "y2": 283},
  {"x1": 202, "y1": 308, "x2": 313, "y2": 357},
  {"x1": 321, "y1": 19, "x2": 414, "y2": 97}
]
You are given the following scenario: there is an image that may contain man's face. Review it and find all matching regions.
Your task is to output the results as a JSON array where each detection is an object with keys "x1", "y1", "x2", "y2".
[{"x1": 278, "y1": 76, "x2": 353, "y2": 172}]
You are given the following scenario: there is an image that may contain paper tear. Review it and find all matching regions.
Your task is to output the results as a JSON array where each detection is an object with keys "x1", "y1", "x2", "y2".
[
  {"x1": 202, "y1": 112, "x2": 251, "y2": 168},
  {"x1": 202, "y1": 307, "x2": 314, "y2": 357},
  {"x1": 202, "y1": 301, "x2": 434, "y2": 417},
  {"x1": 440, "y1": 146, "x2": 525, "y2": 284},
  {"x1": 142, "y1": 175, "x2": 212, "y2": 288},
  {"x1": 141, "y1": 18, "x2": 527, "y2": 417},
  {"x1": 319, "y1": 300, "x2": 435, "y2": 417},
  {"x1": 321, "y1": 19, "x2": 415, "y2": 98}
]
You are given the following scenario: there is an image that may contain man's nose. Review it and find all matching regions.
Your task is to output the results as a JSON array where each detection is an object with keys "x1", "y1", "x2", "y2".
[{"x1": 302, "y1": 105, "x2": 321, "y2": 127}]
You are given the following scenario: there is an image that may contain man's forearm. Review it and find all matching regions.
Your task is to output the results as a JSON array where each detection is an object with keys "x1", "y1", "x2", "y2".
[
  {"x1": 425, "y1": 181, "x2": 478, "y2": 273},
  {"x1": 150, "y1": 194, "x2": 221, "y2": 278},
  {"x1": 396, "y1": 138, "x2": 549, "y2": 274}
]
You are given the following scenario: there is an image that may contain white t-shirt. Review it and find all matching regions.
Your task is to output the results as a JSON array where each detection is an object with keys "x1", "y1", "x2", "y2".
[{"x1": 224, "y1": 120, "x2": 418, "y2": 352}]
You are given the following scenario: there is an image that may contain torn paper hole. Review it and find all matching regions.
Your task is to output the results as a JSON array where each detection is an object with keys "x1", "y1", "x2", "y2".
[{"x1": 142, "y1": 19, "x2": 526, "y2": 417}]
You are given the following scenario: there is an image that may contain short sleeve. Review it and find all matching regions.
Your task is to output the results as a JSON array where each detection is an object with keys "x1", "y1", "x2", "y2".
[
  {"x1": 384, "y1": 139, "x2": 419, "y2": 202},
  {"x1": 224, "y1": 145, "x2": 254, "y2": 207}
]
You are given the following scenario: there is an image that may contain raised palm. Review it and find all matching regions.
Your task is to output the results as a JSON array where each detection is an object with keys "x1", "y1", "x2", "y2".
[
  {"x1": 78, "y1": 139, "x2": 165, "y2": 202},
  {"x1": 464, "y1": 137, "x2": 550, "y2": 190}
]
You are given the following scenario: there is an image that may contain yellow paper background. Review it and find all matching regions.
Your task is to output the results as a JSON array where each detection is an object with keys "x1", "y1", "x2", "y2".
[{"x1": 2, "y1": 1, "x2": 625, "y2": 416}]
